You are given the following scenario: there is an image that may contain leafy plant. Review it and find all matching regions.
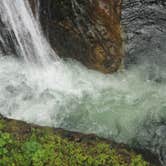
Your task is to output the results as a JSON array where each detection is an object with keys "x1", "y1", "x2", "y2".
[{"x1": 0, "y1": 118, "x2": 150, "y2": 166}]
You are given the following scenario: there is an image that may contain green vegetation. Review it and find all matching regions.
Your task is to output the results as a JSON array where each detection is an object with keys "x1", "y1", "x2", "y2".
[{"x1": 0, "y1": 116, "x2": 150, "y2": 166}]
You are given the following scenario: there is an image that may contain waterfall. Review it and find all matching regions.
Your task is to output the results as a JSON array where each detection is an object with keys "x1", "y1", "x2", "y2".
[
  {"x1": 0, "y1": 0, "x2": 166, "y2": 165},
  {"x1": 0, "y1": 0, "x2": 58, "y2": 66},
  {"x1": 34, "y1": 0, "x2": 40, "y2": 22}
]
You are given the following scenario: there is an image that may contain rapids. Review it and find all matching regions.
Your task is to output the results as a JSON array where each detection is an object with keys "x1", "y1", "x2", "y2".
[{"x1": 0, "y1": 55, "x2": 166, "y2": 164}]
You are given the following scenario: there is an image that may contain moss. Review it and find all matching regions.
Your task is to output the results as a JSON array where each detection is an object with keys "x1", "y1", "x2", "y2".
[{"x1": 0, "y1": 116, "x2": 154, "y2": 166}]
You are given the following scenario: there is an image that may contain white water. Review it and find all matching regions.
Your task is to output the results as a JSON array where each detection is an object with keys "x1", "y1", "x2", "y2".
[
  {"x1": 0, "y1": 0, "x2": 58, "y2": 66},
  {"x1": 0, "y1": 55, "x2": 165, "y2": 139},
  {"x1": 0, "y1": 0, "x2": 166, "y2": 164},
  {"x1": 0, "y1": 56, "x2": 166, "y2": 164}
]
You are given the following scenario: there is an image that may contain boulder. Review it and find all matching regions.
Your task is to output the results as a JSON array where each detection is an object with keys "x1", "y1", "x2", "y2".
[{"x1": 29, "y1": 0, "x2": 124, "y2": 73}]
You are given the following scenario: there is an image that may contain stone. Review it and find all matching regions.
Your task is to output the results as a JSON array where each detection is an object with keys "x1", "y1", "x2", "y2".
[
  {"x1": 121, "y1": 0, "x2": 166, "y2": 68},
  {"x1": 30, "y1": 0, "x2": 123, "y2": 73}
]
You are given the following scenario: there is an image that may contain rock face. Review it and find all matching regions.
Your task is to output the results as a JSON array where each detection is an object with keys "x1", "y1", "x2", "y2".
[
  {"x1": 34, "y1": 0, "x2": 123, "y2": 73},
  {"x1": 2, "y1": 0, "x2": 166, "y2": 74},
  {"x1": 122, "y1": 0, "x2": 166, "y2": 68},
  {"x1": 1, "y1": 0, "x2": 123, "y2": 73}
]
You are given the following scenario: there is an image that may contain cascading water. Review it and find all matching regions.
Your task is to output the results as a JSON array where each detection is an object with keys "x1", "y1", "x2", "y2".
[
  {"x1": 0, "y1": 0, "x2": 58, "y2": 66},
  {"x1": 0, "y1": 0, "x2": 166, "y2": 165},
  {"x1": 34, "y1": 0, "x2": 40, "y2": 22}
]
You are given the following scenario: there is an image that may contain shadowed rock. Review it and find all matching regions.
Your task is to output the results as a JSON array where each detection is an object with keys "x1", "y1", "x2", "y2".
[{"x1": 29, "y1": 0, "x2": 123, "y2": 73}]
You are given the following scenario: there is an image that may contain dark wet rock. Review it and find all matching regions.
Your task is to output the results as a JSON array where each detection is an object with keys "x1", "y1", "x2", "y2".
[
  {"x1": 121, "y1": 0, "x2": 166, "y2": 68},
  {"x1": 29, "y1": 0, "x2": 124, "y2": 73},
  {"x1": 28, "y1": 0, "x2": 166, "y2": 73}
]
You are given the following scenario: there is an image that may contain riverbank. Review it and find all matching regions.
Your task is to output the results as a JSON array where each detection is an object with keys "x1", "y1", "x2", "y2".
[{"x1": 0, "y1": 114, "x2": 160, "y2": 166}]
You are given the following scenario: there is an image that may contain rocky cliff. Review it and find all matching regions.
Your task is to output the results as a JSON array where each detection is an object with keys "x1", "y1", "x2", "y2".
[
  {"x1": 29, "y1": 0, "x2": 123, "y2": 73},
  {"x1": 29, "y1": 0, "x2": 166, "y2": 73},
  {"x1": 1, "y1": 0, "x2": 166, "y2": 74}
]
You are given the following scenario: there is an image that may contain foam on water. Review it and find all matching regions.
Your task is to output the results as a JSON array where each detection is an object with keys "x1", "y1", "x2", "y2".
[{"x1": 0, "y1": 56, "x2": 166, "y2": 143}]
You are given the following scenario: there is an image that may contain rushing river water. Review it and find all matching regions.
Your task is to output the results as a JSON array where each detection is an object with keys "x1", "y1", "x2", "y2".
[
  {"x1": 1, "y1": 55, "x2": 166, "y2": 164},
  {"x1": 0, "y1": 0, "x2": 166, "y2": 165}
]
